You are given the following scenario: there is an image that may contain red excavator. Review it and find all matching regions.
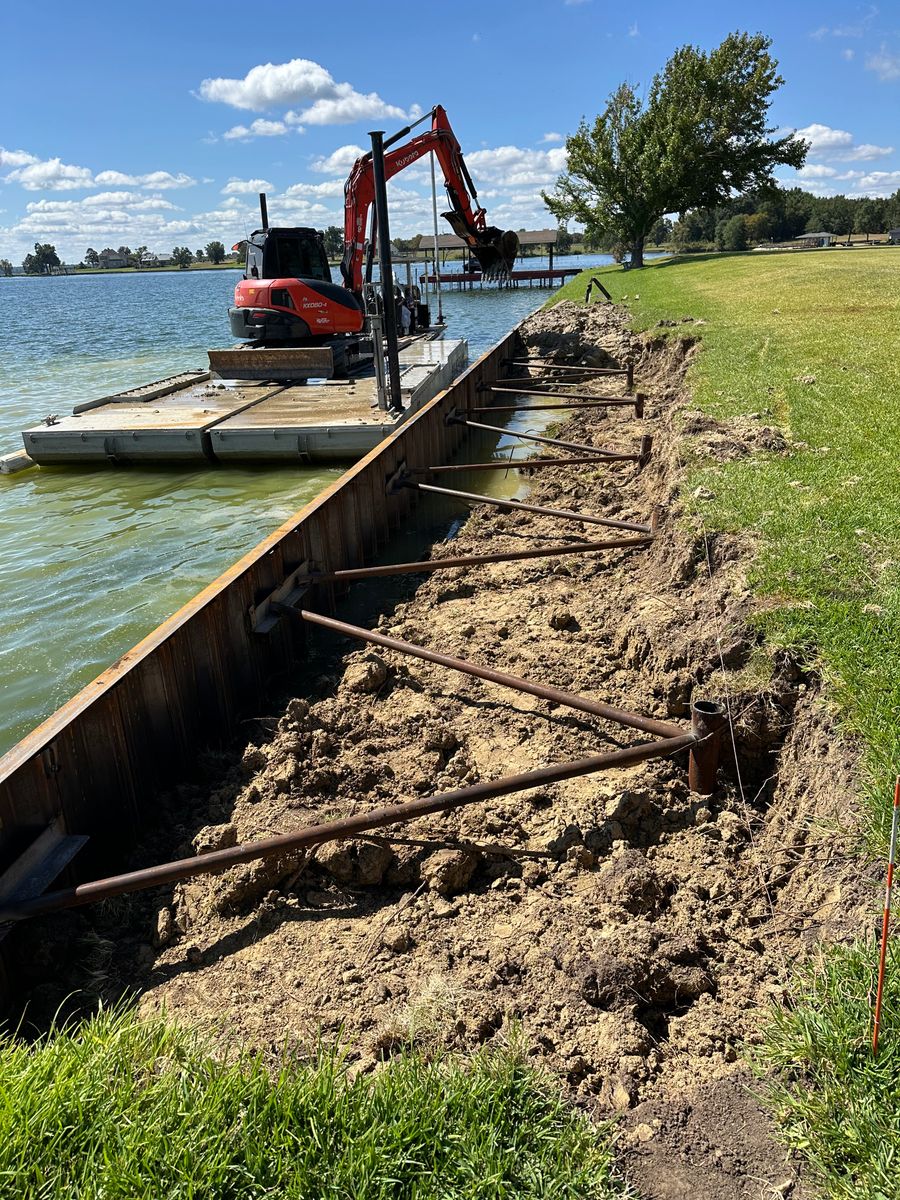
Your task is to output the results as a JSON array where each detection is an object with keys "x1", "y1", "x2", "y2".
[{"x1": 228, "y1": 105, "x2": 518, "y2": 346}]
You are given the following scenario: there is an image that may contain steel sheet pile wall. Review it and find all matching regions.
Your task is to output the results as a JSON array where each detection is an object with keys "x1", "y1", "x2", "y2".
[{"x1": 0, "y1": 328, "x2": 520, "y2": 991}]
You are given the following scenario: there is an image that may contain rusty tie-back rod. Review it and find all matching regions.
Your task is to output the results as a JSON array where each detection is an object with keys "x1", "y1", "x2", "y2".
[
  {"x1": 451, "y1": 420, "x2": 619, "y2": 460},
  {"x1": 0, "y1": 735, "x2": 696, "y2": 925},
  {"x1": 470, "y1": 399, "x2": 644, "y2": 414},
  {"x1": 484, "y1": 387, "x2": 644, "y2": 415},
  {"x1": 501, "y1": 359, "x2": 635, "y2": 387},
  {"x1": 295, "y1": 609, "x2": 682, "y2": 738},
  {"x1": 307, "y1": 536, "x2": 652, "y2": 583},
  {"x1": 419, "y1": 434, "x2": 653, "y2": 475},
  {"x1": 403, "y1": 479, "x2": 654, "y2": 535}
]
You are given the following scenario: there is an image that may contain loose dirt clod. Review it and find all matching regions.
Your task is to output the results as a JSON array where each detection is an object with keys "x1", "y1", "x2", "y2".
[{"x1": 65, "y1": 299, "x2": 871, "y2": 1200}]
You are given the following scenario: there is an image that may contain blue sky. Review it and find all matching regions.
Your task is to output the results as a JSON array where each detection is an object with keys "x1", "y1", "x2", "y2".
[{"x1": 1, "y1": 0, "x2": 898, "y2": 263}]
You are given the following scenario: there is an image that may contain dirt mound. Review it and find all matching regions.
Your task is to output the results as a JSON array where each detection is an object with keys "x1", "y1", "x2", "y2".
[{"x1": 67, "y1": 303, "x2": 870, "y2": 1199}]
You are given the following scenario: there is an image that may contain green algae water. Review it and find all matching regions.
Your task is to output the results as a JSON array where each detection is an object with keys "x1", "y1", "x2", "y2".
[{"x1": 0, "y1": 258, "x2": 614, "y2": 755}]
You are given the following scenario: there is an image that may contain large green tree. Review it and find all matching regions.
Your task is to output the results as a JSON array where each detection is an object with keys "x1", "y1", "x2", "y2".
[
  {"x1": 543, "y1": 32, "x2": 807, "y2": 266},
  {"x1": 171, "y1": 246, "x2": 194, "y2": 269},
  {"x1": 22, "y1": 242, "x2": 60, "y2": 275},
  {"x1": 0, "y1": 259, "x2": 12, "y2": 276},
  {"x1": 205, "y1": 240, "x2": 226, "y2": 264},
  {"x1": 323, "y1": 225, "x2": 344, "y2": 258},
  {"x1": 854, "y1": 198, "x2": 883, "y2": 242}
]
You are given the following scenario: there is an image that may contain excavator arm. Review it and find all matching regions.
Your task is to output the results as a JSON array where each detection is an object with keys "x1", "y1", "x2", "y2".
[{"x1": 340, "y1": 105, "x2": 518, "y2": 293}]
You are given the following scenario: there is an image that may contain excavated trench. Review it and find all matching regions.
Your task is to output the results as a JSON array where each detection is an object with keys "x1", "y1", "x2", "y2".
[{"x1": 24, "y1": 302, "x2": 875, "y2": 1199}]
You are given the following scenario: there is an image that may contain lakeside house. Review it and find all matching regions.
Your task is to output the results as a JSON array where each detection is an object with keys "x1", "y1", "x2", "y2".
[{"x1": 98, "y1": 248, "x2": 129, "y2": 269}]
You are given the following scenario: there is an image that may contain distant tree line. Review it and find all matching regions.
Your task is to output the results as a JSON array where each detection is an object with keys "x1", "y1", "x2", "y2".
[
  {"x1": 669, "y1": 187, "x2": 900, "y2": 252},
  {"x1": 574, "y1": 186, "x2": 900, "y2": 257},
  {"x1": 2, "y1": 241, "x2": 232, "y2": 274}
]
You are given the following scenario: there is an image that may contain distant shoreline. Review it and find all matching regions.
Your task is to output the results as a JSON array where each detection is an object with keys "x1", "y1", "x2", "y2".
[{"x1": 1, "y1": 262, "x2": 243, "y2": 278}]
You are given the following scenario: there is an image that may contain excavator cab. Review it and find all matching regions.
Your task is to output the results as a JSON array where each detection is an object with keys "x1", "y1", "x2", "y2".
[
  {"x1": 244, "y1": 228, "x2": 332, "y2": 284},
  {"x1": 230, "y1": 223, "x2": 364, "y2": 343}
]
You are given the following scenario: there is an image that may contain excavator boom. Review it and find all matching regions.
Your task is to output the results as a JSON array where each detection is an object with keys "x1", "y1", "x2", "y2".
[
  {"x1": 228, "y1": 105, "x2": 517, "y2": 352},
  {"x1": 341, "y1": 105, "x2": 518, "y2": 292}
]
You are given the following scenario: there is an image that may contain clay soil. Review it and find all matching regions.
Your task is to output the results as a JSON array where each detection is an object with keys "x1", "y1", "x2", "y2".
[{"x1": 60, "y1": 303, "x2": 875, "y2": 1198}]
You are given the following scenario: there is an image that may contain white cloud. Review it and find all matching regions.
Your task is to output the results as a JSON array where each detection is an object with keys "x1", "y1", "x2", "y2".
[
  {"x1": 843, "y1": 48, "x2": 855, "y2": 60},
  {"x1": 199, "y1": 58, "x2": 337, "y2": 110},
  {"x1": 797, "y1": 164, "x2": 838, "y2": 179},
  {"x1": 1, "y1": 155, "x2": 197, "y2": 193},
  {"x1": 844, "y1": 142, "x2": 894, "y2": 160},
  {"x1": 6, "y1": 157, "x2": 95, "y2": 190},
  {"x1": 311, "y1": 144, "x2": 366, "y2": 174},
  {"x1": 810, "y1": 10, "x2": 878, "y2": 39},
  {"x1": 295, "y1": 87, "x2": 407, "y2": 126},
  {"x1": 281, "y1": 179, "x2": 346, "y2": 199},
  {"x1": 26, "y1": 193, "x2": 177, "y2": 215},
  {"x1": 0, "y1": 186, "x2": 251, "y2": 263},
  {"x1": 793, "y1": 123, "x2": 893, "y2": 162},
  {"x1": 222, "y1": 119, "x2": 288, "y2": 141},
  {"x1": 222, "y1": 177, "x2": 273, "y2": 195},
  {"x1": 94, "y1": 169, "x2": 197, "y2": 188},
  {"x1": 197, "y1": 57, "x2": 414, "y2": 128},
  {"x1": 463, "y1": 145, "x2": 566, "y2": 188},
  {"x1": 540, "y1": 132, "x2": 563, "y2": 144},
  {"x1": 866, "y1": 45, "x2": 900, "y2": 81},
  {"x1": 854, "y1": 169, "x2": 900, "y2": 190},
  {"x1": 795, "y1": 123, "x2": 853, "y2": 152},
  {"x1": 628, "y1": 22, "x2": 639, "y2": 36},
  {"x1": 0, "y1": 147, "x2": 38, "y2": 167}
]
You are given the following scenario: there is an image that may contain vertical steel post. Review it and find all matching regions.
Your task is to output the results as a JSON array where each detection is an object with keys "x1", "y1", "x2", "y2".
[
  {"x1": 369, "y1": 129, "x2": 403, "y2": 414},
  {"x1": 258, "y1": 192, "x2": 269, "y2": 230},
  {"x1": 688, "y1": 699, "x2": 727, "y2": 794},
  {"x1": 430, "y1": 151, "x2": 444, "y2": 324}
]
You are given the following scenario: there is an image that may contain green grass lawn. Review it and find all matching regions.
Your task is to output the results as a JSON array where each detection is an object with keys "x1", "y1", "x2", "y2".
[
  {"x1": 0, "y1": 1008, "x2": 620, "y2": 1199},
  {"x1": 557, "y1": 249, "x2": 900, "y2": 1197},
  {"x1": 558, "y1": 250, "x2": 900, "y2": 833}
]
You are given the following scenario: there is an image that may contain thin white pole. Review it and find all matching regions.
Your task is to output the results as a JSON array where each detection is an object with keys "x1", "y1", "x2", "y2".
[
  {"x1": 873, "y1": 776, "x2": 900, "y2": 1055},
  {"x1": 430, "y1": 151, "x2": 444, "y2": 324}
]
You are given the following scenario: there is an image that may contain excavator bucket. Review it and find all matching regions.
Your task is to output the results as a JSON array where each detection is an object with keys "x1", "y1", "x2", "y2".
[
  {"x1": 444, "y1": 211, "x2": 519, "y2": 279},
  {"x1": 469, "y1": 227, "x2": 520, "y2": 279}
]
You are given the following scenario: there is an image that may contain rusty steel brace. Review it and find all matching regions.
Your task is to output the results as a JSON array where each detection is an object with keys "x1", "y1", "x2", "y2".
[
  {"x1": 398, "y1": 476, "x2": 654, "y2": 535},
  {"x1": 0, "y1": 734, "x2": 700, "y2": 925}
]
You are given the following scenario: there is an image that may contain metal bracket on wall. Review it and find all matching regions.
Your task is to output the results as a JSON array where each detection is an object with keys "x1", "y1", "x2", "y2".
[
  {"x1": 249, "y1": 562, "x2": 312, "y2": 634},
  {"x1": 0, "y1": 817, "x2": 88, "y2": 942},
  {"x1": 385, "y1": 460, "x2": 411, "y2": 495}
]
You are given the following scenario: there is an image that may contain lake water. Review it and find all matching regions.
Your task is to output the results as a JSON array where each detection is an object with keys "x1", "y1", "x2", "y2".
[{"x1": 0, "y1": 254, "x2": 615, "y2": 755}]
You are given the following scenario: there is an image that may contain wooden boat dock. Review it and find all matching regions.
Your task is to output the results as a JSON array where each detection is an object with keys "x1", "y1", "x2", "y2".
[
  {"x1": 20, "y1": 336, "x2": 467, "y2": 466},
  {"x1": 422, "y1": 268, "x2": 581, "y2": 290}
]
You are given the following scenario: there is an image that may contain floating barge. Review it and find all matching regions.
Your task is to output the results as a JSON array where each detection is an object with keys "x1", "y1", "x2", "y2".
[{"x1": 20, "y1": 336, "x2": 467, "y2": 466}]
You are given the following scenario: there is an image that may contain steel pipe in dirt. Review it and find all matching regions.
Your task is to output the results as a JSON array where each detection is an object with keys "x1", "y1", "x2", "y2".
[
  {"x1": 469, "y1": 400, "x2": 639, "y2": 413},
  {"x1": 297, "y1": 609, "x2": 687, "y2": 739},
  {"x1": 502, "y1": 358, "x2": 632, "y2": 378},
  {"x1": 312, "y1": 536, "x2": 652, "y2": 582},
  {"x1": 419, "y1": 455, "x2": 642, "y2": 472},
  {"x1": 449, "y1": 415, "x2": 621, "y2": 459},
  {"x1": 486, "y1": 387, "x2": 644, "y2": 416},
  {"x1": 688, "y1": 699, "x2": 727, "y2": 795},
  {"x1": 0, "y1": 736, "x2": 696, "y2": 924},
  {"x1": 408, "y1": 480, "x2": 653, "y2": 535}
]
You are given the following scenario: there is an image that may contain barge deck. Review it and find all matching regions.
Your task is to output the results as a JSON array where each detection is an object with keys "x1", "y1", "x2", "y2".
[{"x1": 21, "y1": 337, "x2": 467, "y2": 466}]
